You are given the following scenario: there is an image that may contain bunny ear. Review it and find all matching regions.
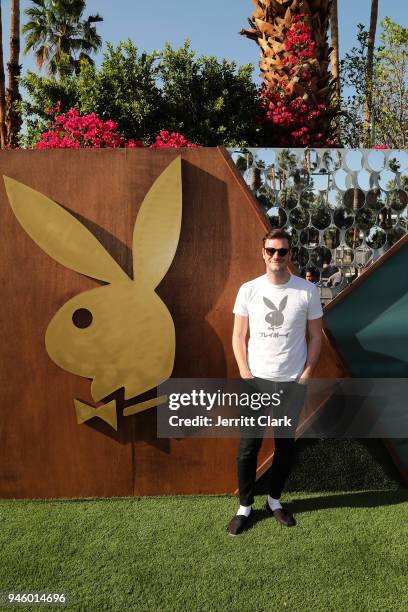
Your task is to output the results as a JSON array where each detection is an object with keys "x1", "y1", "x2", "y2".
[
  {"x1": 3, "y1": 176, "x2": 129, "y2": 284},
  {"x1": 279, "y1": 295, "x2": 288, "y2": 311},
  {"x1": 132, "y1": 157, "x2": 182, "y2": 288},
  {"x1": 263, "y1": 297, "x2": 277, "y2": 310}
]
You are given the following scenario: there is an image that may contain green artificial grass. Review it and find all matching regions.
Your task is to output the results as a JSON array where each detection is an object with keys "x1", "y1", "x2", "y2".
[{"x1": 1, "y1": 491, "x2": 408, "y2": 612}]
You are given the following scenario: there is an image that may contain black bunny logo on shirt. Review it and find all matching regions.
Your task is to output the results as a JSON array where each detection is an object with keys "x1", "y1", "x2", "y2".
[{"x1": 263, "y1": 296, "x2": 288, "y2": 330}]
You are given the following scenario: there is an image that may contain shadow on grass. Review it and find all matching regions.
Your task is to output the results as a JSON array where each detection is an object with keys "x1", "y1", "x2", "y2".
[
  {"x1": 285, "y1": 489, "x2": 408, "y2": 514},
  {"x1": 239, "y1": 489, "x2": 408, "y2": 533}
]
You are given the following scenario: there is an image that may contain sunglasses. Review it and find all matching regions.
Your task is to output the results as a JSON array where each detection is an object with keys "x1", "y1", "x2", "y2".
[{"x1": 264, "y1": 247, "x2": 290, "y2": 257}]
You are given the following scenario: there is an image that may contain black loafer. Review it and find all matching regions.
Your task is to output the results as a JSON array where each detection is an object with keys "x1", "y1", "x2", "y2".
[
  {"x1": 265, "y1": 502, "x2": 296, "y2": 527},
  {"x1": 226, "y1": 512, "x2": 252, "y2": 536}
]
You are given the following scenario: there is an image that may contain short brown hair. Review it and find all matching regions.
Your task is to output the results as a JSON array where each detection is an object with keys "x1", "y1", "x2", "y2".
[{"x1": 262, "y1": 229, "x2": 291, "y2": 248}]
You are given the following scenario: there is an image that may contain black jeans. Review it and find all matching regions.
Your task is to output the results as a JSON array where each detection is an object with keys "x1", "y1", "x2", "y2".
[{"x1": 237, "y1": 378, "x2": 306, "y2": 506}]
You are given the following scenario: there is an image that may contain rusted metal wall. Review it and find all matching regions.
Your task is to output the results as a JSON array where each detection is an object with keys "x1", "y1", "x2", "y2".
[{"x1": 0, "y1": 148, "x2": 346, "y2": 498}]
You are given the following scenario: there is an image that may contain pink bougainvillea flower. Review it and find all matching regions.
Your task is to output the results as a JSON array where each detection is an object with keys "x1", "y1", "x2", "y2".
[{"x1": 35, "y1": 108, "x2": 198, "y2": 150}]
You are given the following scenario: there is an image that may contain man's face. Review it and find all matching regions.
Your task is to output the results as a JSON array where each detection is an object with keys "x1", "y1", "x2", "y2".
[
  {"x1": 305, "y1": 271, "x2": 313, "y2": 282},
  {"x1": 262, "y1": 238, "x2": 291, "y2": 273}
]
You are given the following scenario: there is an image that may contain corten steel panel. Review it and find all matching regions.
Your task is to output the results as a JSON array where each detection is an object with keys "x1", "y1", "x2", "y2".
[{"x1": 0, "y1": 148, "x2": 345, "y2": 498}]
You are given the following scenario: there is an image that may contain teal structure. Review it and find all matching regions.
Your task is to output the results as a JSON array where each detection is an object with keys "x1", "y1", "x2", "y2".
[{"x1": 324, "y1": 238, "x2": 408, "y2": 480}]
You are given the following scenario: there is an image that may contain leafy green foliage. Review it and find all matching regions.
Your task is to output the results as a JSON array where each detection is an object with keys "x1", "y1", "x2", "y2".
[
  {"x1": 374, "y1": 18, "x2": 408, "y2": 148},
  {"x1": 340, "y1": 19, "x2": 408, "y2": 148},
  {"x1": 339, "y1": 24, "x2": 368, "y2": 148},
  {"x1": 20, "y1": 40, "x2": 257, "y2": 147},
  {"x1": 78, "y1": 42, "x2": 163, "y2": 143},
  {"x1": 18, "y1": 72, "x2": 80, "y2": 146},
  {"x1": 158, "y1": 42, "x2": 257, "y2": 145}
]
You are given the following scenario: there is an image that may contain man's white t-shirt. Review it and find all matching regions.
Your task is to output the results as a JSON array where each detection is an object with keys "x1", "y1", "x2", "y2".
[{"x1": 233, "y1": 274, "x2": 323, "y2": 381}]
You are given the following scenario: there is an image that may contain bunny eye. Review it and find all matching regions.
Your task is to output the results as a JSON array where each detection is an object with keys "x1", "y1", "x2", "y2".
[{"x1": 72, "y1": 308, "x2": 93, "y2": 329}]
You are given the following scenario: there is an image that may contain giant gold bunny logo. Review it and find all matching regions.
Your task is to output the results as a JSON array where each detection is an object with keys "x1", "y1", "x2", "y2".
[{"x1": 4, "y1": 157, "x2": 182, "y2": 431}]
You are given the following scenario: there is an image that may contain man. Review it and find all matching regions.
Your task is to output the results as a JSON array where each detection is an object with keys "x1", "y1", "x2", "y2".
[
  {"x1": 228, "y1": 229, "x2": 323, "y2": 536},
  {"x1": 326, "y1": 268, "x2": 343, "y2": 288},
  {"x1": 321, "y1": 261, "x2": 339, "y2": 285},
  {"x1": 305, "y1": 266, "x2": 319, "y2": 284}
]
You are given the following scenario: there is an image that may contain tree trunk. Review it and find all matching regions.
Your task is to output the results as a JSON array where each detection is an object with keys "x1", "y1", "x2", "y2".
[
  {"x1": 363, "y1": 0, "x2": 379, "y2": 148},
  {"x1": 0, "y1": 3, "x2": 7, "y2": 147},
  {"x1": 6, "y1": 0, "x2": 21, "y2": 148},
  {"x1": 330, "y1": 0, "x2": 341, "y2": 104}
]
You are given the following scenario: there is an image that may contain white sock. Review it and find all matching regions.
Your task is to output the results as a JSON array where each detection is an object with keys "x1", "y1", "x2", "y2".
[
  {"x1": 267, "y1": 495, "x2": 282, "y2": 511},
  {"x1": 237, "y1": 505, "x2": 252, "y2": 517}
]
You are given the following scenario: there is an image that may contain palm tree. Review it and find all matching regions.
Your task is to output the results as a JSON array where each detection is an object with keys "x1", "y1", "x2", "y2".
[
  {"x1": 0, "y1": 3, "x2": 7, "y2": 147},
  {"x1": 330, "y1": 0, "x2": 340, "y2": 101},
  {"x1": 321, "y1": 150, "x2": 334, "y2": 205},
  {"x1": 233, "y1": 147, "x2": 253, "y2": 173},
  {"x1": 6, "y1": 0, "x2": 22, "y2": 147},
  {"x1": 363, "y1": 0, "x2": 379, "y2": 147},
  {"x1": 23, "y1": 0, "x2": 103, "y2": 78},
  {"x1": 277, "y1": 149, "x2": 298, "y2": 191},
  {"x1": 241, "y1": 0, "x2": 336, "y2": 142},
  {"x1": 330, "y1": 0, "x2": 341, "y2": 142}
]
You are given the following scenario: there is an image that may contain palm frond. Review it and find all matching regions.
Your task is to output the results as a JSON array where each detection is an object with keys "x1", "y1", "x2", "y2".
[
  {"x1": 87, "y1": 14, "x2": 103, "y2": 24},
  {"x1": 34, "y1": 44, "x2": 50, "y2": 70}
]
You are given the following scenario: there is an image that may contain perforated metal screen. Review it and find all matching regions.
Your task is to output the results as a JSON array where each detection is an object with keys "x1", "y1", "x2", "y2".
[{"x1": 228, "y1": 148, "x2": 407, "y2": 285}]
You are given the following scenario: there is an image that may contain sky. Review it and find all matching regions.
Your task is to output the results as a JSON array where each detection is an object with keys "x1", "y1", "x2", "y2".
[{"x1": 1, "y1": 0, "x2": 407, "y2": 83}]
